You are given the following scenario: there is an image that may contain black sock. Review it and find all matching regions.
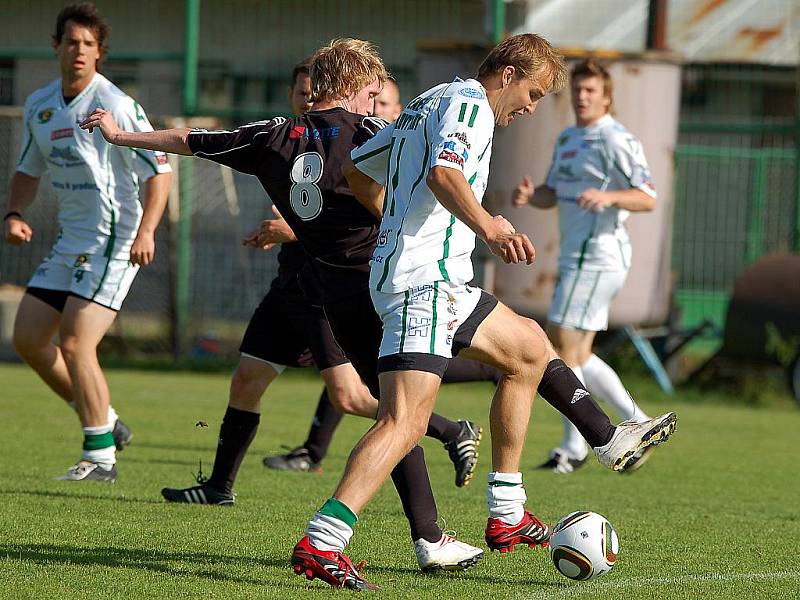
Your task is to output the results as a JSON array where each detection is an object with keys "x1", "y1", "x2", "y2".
[
  {"x1": 537, "y1": 359, "x2": 615, "y2": 448},
  {"x1": 391, "y1": 445, "x2": 441, "y2": 543},
  {"x1": 443, "y1": 356, "x2": 502, "y2": 385},
  {"x1": 425, "y1": 413, "x2": 462, "y2": 444},
  {"x1": 207, "y1": 406, "x2": 260, "y2": 494},
  {"x1": 304, "y1": 388, "x2": 344, "y2": 463}
]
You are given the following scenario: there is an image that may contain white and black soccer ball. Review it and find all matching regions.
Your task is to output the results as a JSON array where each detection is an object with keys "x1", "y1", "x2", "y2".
[{"x1": 549, "y1": 511, "x2": 619, "y2": 581}]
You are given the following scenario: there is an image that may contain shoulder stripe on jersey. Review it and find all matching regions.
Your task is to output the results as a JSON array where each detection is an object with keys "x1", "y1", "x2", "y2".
[
  {"x1": 131, "y1": 148, "x2": 159, "y2": 176},
  {"x1": 353, "y1": 142, "x2": 391, "y2": 165},
  {"x1": 16, "y1": 122, "x2": 36, "y2": 166}
]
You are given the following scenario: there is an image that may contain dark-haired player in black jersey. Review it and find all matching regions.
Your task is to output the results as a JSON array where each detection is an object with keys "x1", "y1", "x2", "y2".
[{"x1": 81, "y1": 38, "x2": 485, "y2": 582}]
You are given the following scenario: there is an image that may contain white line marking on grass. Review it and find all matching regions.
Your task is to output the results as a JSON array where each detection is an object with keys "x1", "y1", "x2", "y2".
[{"x1": 515, "y1": 571, "x2": 800, "y2": 599}]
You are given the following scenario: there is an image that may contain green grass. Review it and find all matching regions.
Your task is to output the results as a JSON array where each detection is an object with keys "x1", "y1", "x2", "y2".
[{"x1": 0, "y1": 363, "x2": 798, "y2": 599}]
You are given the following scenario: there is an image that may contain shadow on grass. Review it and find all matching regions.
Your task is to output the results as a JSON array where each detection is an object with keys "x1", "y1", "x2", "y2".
[
  {"x1": 0, "y1": 543, "x2": 295, "y2": 588},
  {"x1": 365, "y1": 563, "x2": 562, "y2": 588},
  {"x1": 0, "y1": 489, "x2": 162, "y2": 505},
  {"x1": 122, "y1": 456, "x2": 200, "y2": 467},
  {"x1": 128, "y1": 442, "x2": 215, "y2": 453}
]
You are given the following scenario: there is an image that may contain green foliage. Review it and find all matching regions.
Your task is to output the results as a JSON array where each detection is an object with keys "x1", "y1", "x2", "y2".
[{"x1": 0, "y1": 365, "x2": 798, "y2": 599}]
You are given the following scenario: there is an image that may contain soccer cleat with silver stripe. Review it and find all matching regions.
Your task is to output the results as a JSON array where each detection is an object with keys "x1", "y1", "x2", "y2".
[
  {"x1": 485, "y1": 510, "x2": 552, "y2": 553},
  {"x1": 161, "y1": 483, "x2": 235, "y2": 506},
  {"x1": 112, "y1": 419, "x2": 133, "y2": 451},
  {"x1": 414, "y1": 534, "x2": 484, "y2": 572},
  {"x1": 55, "y1": 460, "x2": 117, "y2": 482},
  {"x1": 444, "y1": 420, "x2": 482, "y2": 487},
  {"x1": 594, "y1": 412, "x2": 677, "y2": 473}
]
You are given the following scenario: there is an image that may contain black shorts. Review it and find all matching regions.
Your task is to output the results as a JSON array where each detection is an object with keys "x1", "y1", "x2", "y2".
[
  {"x1": 25, "y1": 287, "x2": 117, "y2": 313},
  {"x1": 239, "y1": 286, "x2": 348, "y2": 371},
  {"x1": 323, "y1": 289, "x2": 384, "y2": 398}
]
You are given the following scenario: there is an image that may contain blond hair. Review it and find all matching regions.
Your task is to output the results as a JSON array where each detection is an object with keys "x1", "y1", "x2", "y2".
[
  {"x1": 478, "y1": 33, "x2": 567, "y2": 93},
  {"x1": 310, "y1": 38, "x2": 388, "y2": 103}
]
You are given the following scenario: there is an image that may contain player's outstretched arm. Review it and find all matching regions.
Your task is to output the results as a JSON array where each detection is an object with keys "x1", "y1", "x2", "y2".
[
  {"x1": 80, "y1": 109, "x2": 193, "y2": 155},
  {"x1": 427, "y1": 165, "x2": 535, "y2": 265},
  {"x1": 343, "y1": 157, "x2": 384, "y2": 219},
  {"x1": 4, "y1": 171, "x2": 39, "y2": 245}
]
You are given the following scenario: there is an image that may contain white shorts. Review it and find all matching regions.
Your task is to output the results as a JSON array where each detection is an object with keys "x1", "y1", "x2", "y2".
[
  {"x1": 371, "y1": 281, "x2": 498, "y2": 376},
  {"x1": 27, "y1": 249, "x2": 139, "y2": 311},
  {"x1": 548, "y1": 267, "x2": 627, "y2": 332}
]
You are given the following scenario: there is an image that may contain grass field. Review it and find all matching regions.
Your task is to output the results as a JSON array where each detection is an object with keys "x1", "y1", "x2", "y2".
[{"x1": 1, "y1": 362, "x2": 798, "y2": 599}]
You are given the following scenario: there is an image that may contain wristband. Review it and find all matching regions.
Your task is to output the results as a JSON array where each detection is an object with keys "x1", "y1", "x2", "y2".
[{"x1": 3, "y1": 211, "x2": 22, "y2": 222}]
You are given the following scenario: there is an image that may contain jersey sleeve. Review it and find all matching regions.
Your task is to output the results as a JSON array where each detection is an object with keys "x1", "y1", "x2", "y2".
[
  {"x1": 607, "y1": 131, "x2": 657, "y2": 199},
  {"x1": 429, "y1": 93, "x2": 489, "y2": 176},
  {"x1": 112, "y1": 98, "x2": 172, "y2": 181},
  {"x1": 16, "y1": 98, "x2": 46, "y2": 177},
  {"x1": 351, "y1": 120, "x2": 395, "y2": 186},
  {"x1": 187, "y1": 119, "x2": 283, "y2": 175}
]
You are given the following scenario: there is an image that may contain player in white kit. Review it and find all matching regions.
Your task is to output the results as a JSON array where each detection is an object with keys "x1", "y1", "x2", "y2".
[
  {"x1": 513, "y1": 59, "x2": 657, "y2": 473},
  {"x1": 4, "y1": 3, "x2": 171, "y2": 482},
  {"x1": 293, "y1": 35, "x2": 676, "y2": 590}
]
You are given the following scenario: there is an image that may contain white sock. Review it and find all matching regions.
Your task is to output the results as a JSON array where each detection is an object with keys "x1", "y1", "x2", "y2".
[
  {"x1": 582, "y1": 354, "x2": 648, "y2": 422},
  {"x1": 81, "y1": 423, "x2": 116, "y2": 465},
  {"x1": 557, "y1": 366, "x2": 589, "y2": 459},
  {"x1": 107, "y1": 405, "x2": 119, "y2": 428},
  {"x1": 306, "y1": 512, "x2": 353, "y2": 552},
  {"x1": 487, "y1": 472, "x2": 526, "y2": 525}
]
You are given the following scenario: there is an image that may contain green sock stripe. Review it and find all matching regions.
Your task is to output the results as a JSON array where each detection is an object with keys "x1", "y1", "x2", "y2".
[
  {"x1": 319, "y1": 497, "x2": 358, "y2": 528},
  {"x1": 489, "y1": 481, "x2": 521, "y2": 487},
  {"x1": 83, "y1": 432, "x2": 115, "y2": 451}
]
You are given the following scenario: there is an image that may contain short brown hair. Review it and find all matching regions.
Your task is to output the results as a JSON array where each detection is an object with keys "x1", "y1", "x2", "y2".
[
  {"x1": 309, "y1": 38, "x2": 388, "y2": 103},
  {"x1": 53, "y1": 2, "x2": 110, "y2": 57},
  {"x1": 290, "y1": 58, "x2": 312, "y2": 88},
  {"x1": 571, "y1": 59, "x2": 613, "y2": 112},
  {"x1": 478, "y1": 33, "x2": 567, "y2": 92}
]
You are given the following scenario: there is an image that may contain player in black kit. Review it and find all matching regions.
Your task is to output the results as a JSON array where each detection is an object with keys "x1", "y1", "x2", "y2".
[{"x1": 81, "y1": 39, "x2": 485, "y2": 575}]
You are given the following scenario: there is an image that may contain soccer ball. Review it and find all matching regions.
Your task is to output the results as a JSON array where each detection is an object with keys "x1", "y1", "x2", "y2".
[{"x1": 549, "y1": 511, "x2": 619, "y2": 581}]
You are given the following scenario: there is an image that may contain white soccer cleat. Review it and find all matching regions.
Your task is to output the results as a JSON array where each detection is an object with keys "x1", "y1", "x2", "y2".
[
  {"x1": 593, "y1": 412, "x2": 677, "y2": 473},
  {"x1": 414, "y1": 534, "x2": 484, "y2": 572}
]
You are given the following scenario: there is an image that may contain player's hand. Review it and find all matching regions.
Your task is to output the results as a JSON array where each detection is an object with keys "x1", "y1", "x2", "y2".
[
  {"x1": 4, "y1": 216, "x2": 33, "y2": 245},
  {"x1": 130, "y1": 230, "x2": 155, "y2": 266},
  {"x1": 257, "y1": 206, "x2": 296, "y2": 247},
  {"x1": 512, "y1": 176, "x2": 534, "y2": 207},
  {"x1": 79, "y1": 108, "x2": 122, "y2": 144},
  {"x1": 296, "y1": 348, "x2": 315, "y2": 368},
  {"x1": 486, "y1": 220, "x2": 535, "y2": 265},
  {"x1": 577, "y1": 188, "x2": 613, "y2": 212}
]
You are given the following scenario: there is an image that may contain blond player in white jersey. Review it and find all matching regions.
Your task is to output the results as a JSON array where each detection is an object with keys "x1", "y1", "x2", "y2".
[
  {"x1": 513, "y1": 59, "x2": 657, "y2": 473},
  {"x1": 4, "y1": 3, "x2": 171, "y2": 482},
  {"x1": 292, "y1": 35, "x2": 676, "y2": 591}
]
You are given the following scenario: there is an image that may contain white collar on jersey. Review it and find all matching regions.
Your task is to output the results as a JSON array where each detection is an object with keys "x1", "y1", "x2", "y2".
[{"x1": 578, "y1": 113, "x2": 614, "y2": 132}]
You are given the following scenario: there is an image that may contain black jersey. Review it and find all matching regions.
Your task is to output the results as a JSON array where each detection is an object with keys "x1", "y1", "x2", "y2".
[
  {"x1": 272, "y1": 241, "x2": 306, "y2": 297},
  {"x1": 187, "y1": 109, "x2": 386, "y2": 302}
]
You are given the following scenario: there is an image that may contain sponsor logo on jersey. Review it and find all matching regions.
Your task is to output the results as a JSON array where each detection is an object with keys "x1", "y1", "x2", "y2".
[
  {"x1": 395, "y1": 111, "x2": 422, "y2": 131},
  {"x1": 447, "y1": 319, "x2": 458, "y2": 330},
  {"x1": 560, "y1": 149, "x2": 577, "y2": 160},
  {"x1": 289, "y1": 125, "x2": 340, "y2": 140},
  {"x1": 73, "y1": 254, "x2": 89, "y2": 268},
  {"x1": 558, "y1": 134, "x2": 570, "y2": 146},
  {"x1": 37, "y1": 108, "x2": 54, "y2": 123},
  {"x1": 459, "y1": 87, "x2": 485, "y2": 99},
  {"x1": 377, "y1": 229, "x2": 392, "y2": 247},
  {"x1": 438, "y1": 150, "x2": 464, "y2": 167},
  {"x1": 448, "y1": 132, "x2": 470, "y2": 149},
  {"x1": 51, "y1": 128, "x2": 74, "y2": 140},
  {"x1": 443, "y1": 140, "x2": 469, "y2": 161},
  {"x1": 48, "y1": 146, "x2": 82, "y2": 164}
]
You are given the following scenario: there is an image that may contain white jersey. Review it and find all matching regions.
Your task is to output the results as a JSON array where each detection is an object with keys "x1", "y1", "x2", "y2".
[
  {"x1": 352, "y1": 78, "x2": 494, "y2": 293},
  {"x1": 16, "y1": 73, "x2": 171, "y2": 260},
  {"x1": 544, "y1": 114, "x2": 656, "y2": 271}
]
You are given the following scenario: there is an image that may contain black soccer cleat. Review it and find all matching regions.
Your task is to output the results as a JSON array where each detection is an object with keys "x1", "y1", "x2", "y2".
[
  {"x1": 161, "y1": 483, "x2": 235, "y2": 506},
  {"x1": 536, "y1": 449, "x2": 588, "y2": 474},
  {"x1": 112, "y1": 419, "x2": 133, "y2": 451},
  {"x1": 444, "y1": 420, "x2": 482, "y2": 487},
  {"x1": 263, "y1": 446, "x2": 321, "y2": 472}
]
